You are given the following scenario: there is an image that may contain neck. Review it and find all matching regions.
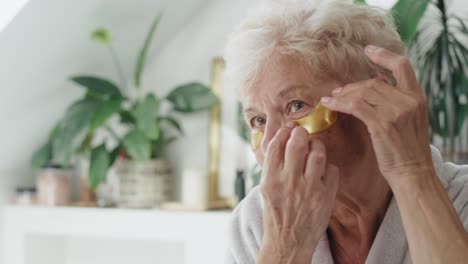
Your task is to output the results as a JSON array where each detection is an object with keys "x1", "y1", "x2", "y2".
[{"x1": 328, "y1": 147, "x2": 392, "y2": 262}]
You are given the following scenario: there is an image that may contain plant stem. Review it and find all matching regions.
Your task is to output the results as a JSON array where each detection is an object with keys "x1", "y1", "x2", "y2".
[{"x1": 108, "y1": 43, "x2": 127, "y2": 89}]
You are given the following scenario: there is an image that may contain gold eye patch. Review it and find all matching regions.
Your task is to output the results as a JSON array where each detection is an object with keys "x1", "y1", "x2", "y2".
[
  {"x1": 250, "y1": 102, "x2": 337, "y2": 150},
  {"x1": 294, "y1": 101, "x2": 338, "y2": 134},
  {"x1": 251, "y1": 130, "x2": 264, "y2": 152}
]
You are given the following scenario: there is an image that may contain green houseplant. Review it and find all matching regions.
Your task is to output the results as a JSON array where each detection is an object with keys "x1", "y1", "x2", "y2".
[
  {"x1": 408, "y1": 0, "x2": 468, "y2": 159},
  {"x1": 357, "y1": 0, "x2": 468, "y2": 159},
  {"x1": 31, "y1": 14, "x2": 218, "y2": 193}
]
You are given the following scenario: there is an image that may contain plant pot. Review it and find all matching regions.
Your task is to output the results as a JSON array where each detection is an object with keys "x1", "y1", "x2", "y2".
[
  {"x1": 115, "y1": 159, "x2": 171, "y2": 208},
  {"x1": 36, "y1": 165, "x2": 72, "y2": 206}
]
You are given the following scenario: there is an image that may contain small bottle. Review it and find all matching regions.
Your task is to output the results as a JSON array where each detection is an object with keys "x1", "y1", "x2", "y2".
[{"x1": 235, "y1": 170, "x2": 246, "y2": 203}]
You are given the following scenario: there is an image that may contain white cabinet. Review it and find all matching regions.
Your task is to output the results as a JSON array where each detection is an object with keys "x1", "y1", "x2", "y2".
[{"x1": 3, "y1": 206, "x2": 231, "y2": 264}]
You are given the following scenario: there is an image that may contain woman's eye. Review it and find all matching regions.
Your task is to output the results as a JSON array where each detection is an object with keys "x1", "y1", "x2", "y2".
[
  {"x1": 289, "y1": 101, "x2": 306, "y2": 113},
  {"x1": 250, "y1": 117, "x2": 266, "y2": 128}
]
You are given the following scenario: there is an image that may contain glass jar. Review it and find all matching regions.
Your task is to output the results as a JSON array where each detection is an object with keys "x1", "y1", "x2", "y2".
[{"x1": 36, "y1": 164, "x2": 72, "y2": 206}]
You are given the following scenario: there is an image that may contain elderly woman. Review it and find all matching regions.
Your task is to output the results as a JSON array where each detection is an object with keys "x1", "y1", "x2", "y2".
[{"x1": 224, "y1": 1, "x2": 468, "y2": 264}]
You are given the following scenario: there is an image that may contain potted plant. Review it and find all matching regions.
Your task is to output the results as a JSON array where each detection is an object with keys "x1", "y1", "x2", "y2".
[
  {"x1": 356, "y1": 0, "x2": 468, "y2": 161},
  {"x1": 408, "y1": 0, "x2": 468, "y2": 162},
  {"x1": 31, "y1": 14, "x2": 219, "y2": 207}
]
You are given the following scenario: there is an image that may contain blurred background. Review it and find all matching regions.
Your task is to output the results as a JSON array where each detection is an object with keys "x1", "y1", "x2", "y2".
[{"x1": 0, "y1": 0, "x2": 467, "y2": 263}]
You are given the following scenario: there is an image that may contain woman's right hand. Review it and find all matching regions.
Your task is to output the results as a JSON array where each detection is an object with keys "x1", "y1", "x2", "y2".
[{"x1": 257, "y1": 125, "x2": 340, "y2": 264}]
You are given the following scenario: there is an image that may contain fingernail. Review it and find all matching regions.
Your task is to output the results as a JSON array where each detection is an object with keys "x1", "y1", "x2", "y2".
[
  {"x1": 365, "y1": 45, "x2": 380, "y2": 53},
  {"x1": 321, "y1": 97, "x2": 332, "y2": 103},
  {"x1": 332, "y1": 87, "x2": 343, "y2": 95},
  {"x1": 285, "y1": 121, "x2": 296, "y2": 128}
]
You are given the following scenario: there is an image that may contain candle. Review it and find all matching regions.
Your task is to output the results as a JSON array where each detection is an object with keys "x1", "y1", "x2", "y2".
[{"x1": 181, "y1": 168, "x2": 208, "y2": 209}]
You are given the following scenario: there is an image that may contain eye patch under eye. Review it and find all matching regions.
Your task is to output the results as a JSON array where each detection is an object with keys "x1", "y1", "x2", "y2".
[{"x1": 250, "y1": 102, "x2": 337, "y2": 150}]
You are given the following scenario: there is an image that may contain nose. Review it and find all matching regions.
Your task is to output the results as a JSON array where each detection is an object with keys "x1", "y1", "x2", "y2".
[{"x1": 260, "y1": 119, "x2": 282, "y2": 155}]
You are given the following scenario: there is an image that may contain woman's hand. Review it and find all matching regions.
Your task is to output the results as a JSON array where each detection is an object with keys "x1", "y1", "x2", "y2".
[
  {"x1": 321, "y1": 45, "x2": 433, "y2": 187},
  {"x1": 258, "y1": 125, "x2": 340, "y2": 264}
]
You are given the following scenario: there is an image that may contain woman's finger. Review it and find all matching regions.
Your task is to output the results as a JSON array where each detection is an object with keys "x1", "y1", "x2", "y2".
[
  {"x1": 324, "y1": 164, "x2": 340, "y2": 198},
  {"x1": 265, "y1": 127, "x2": 293, "y2": 169},
  {"x1": 335, "y1": 78, "x2": 394, "y2": 106},
  {"x1": 261, "y1": 127, "x2": 294, "y2": 186},
  {"x1": 284, "y1": 126, "x2": 310, "y2": 180},
  {"x1": 304, "y1": 139, "x2": 327, "y2": 184},
  {"x1": 333, "y1": 78, "x2": 409, "y2": 120},
  {"x1": 364, "y1": 45, "x2": 419, "y2": 93},
  {"x1": 282, "y1": 127, "x2": 309, "y2": 229},
  {"x1": 321, "y1": 92, "x2": 381, "y2": 134}
]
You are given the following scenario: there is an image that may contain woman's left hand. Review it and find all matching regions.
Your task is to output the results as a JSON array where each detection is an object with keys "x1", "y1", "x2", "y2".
[{"x1": 321, "y1": 45, "x2": 434, "y2": 186}]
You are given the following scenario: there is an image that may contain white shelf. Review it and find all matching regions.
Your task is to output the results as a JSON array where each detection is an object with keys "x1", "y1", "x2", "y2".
[{"x1": 3, "y1": 205, "x2": 232, "y2": 264}]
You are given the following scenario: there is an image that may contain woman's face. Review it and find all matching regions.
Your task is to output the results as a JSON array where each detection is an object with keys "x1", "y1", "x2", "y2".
[{"x1": 243, "y1": 55, "x2": 370, "y2": 167}]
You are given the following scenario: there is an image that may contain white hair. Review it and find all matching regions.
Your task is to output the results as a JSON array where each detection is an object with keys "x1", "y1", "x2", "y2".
[{"x1": 224, "y1": 0, "x2": 405, "y2": 98}]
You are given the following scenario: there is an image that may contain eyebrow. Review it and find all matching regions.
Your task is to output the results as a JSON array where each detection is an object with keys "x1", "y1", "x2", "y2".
[
  {"x1": 243, "y1": 85, "x2": 312, "y2": 114},
  {"x1": 277, "y1": 85, "x2": 310, "y2": 99},
  {"x1": 243, "y1": 107, "x2": 257, "y2": 115}
]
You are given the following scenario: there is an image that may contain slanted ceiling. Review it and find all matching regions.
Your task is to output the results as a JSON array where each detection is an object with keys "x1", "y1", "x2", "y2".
[{"x1": 0, "y1": 0, "x2": 29, "y2": 33}]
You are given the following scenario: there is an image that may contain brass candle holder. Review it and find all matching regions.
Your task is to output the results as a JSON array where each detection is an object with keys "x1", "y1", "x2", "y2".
[{"x1": 206, "y1": 57, "x2": 236, "y2": 209}]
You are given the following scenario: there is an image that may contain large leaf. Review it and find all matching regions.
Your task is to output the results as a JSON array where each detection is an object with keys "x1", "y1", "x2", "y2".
[
  {"x1": 166, "y1": 82, "x2": 219, "y2": 112},
  {"x1": 30, "y1": 122, "x2": 63, "y2": 172},
  {"x1": 432, "y1": 96, "x2": 449, "y2": 137},
  {"x1": 109, "y1": 144, "x2": 122, "y2": 165},
  {"x1": 151, "y1": 131, "x2": 178, "y2": 159},
  {"x1": 122, "y1": 129, "x2": 151, "y2": 161},
  {"x1": 133, "y1": 94, "x2": 160, "y2": 139},
  {"x1": 71, "y1": 76, "x2": 123, "y2": 99},
  {"x1": 354, "y1": 0, "x2": 367, "y2": 4},
  {"x1": 52, "y1": 99, "x2": 100, "y2": 166},
  {"x1": 30, "y1": 142, "x2": 52, "y2": 175},
  {"x1": 78, "y1": 132, "x2": 94, "y2": 153},
  {"x1": 151, "y1": 131, "x2": 165, "y2": 159},
  {"x1": 134, "y1": 14, "x2": 162, "y2": 88},
  {"x1": 88, "y1": 144, "x2": 110, "y2": 191},
  {"x1": 48, "y1": 122, "x2": 63, "y2": 140},
  {"x1": 90, "y1": 99, "x2": 122, "y2": 130},
  {"x1": 119, "y1": 109, "x2": 136, "y2": 124},
  {"x1": 441, "y1": 32, "x2": 457, "y2": 146},
  {"x1": 158, "y1": 116, "x2": 184, "y2": 135},
  {"x1": 454, "y1": 71, "x2": 468, "y2": 95},
  {"x1": 455, "y1": 103, "x2": 468, "y2": 136},
  {"x1": 391, "y1": 0, "x2": 431, "y2": 44},
  {"x1": 454, "y1": 71, "x2": 468, "y2": 135}
]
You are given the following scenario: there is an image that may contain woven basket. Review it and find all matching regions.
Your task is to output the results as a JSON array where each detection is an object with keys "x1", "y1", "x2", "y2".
[{"x1": 116, "y1": 159, "x2": 171, "y2": 208}]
